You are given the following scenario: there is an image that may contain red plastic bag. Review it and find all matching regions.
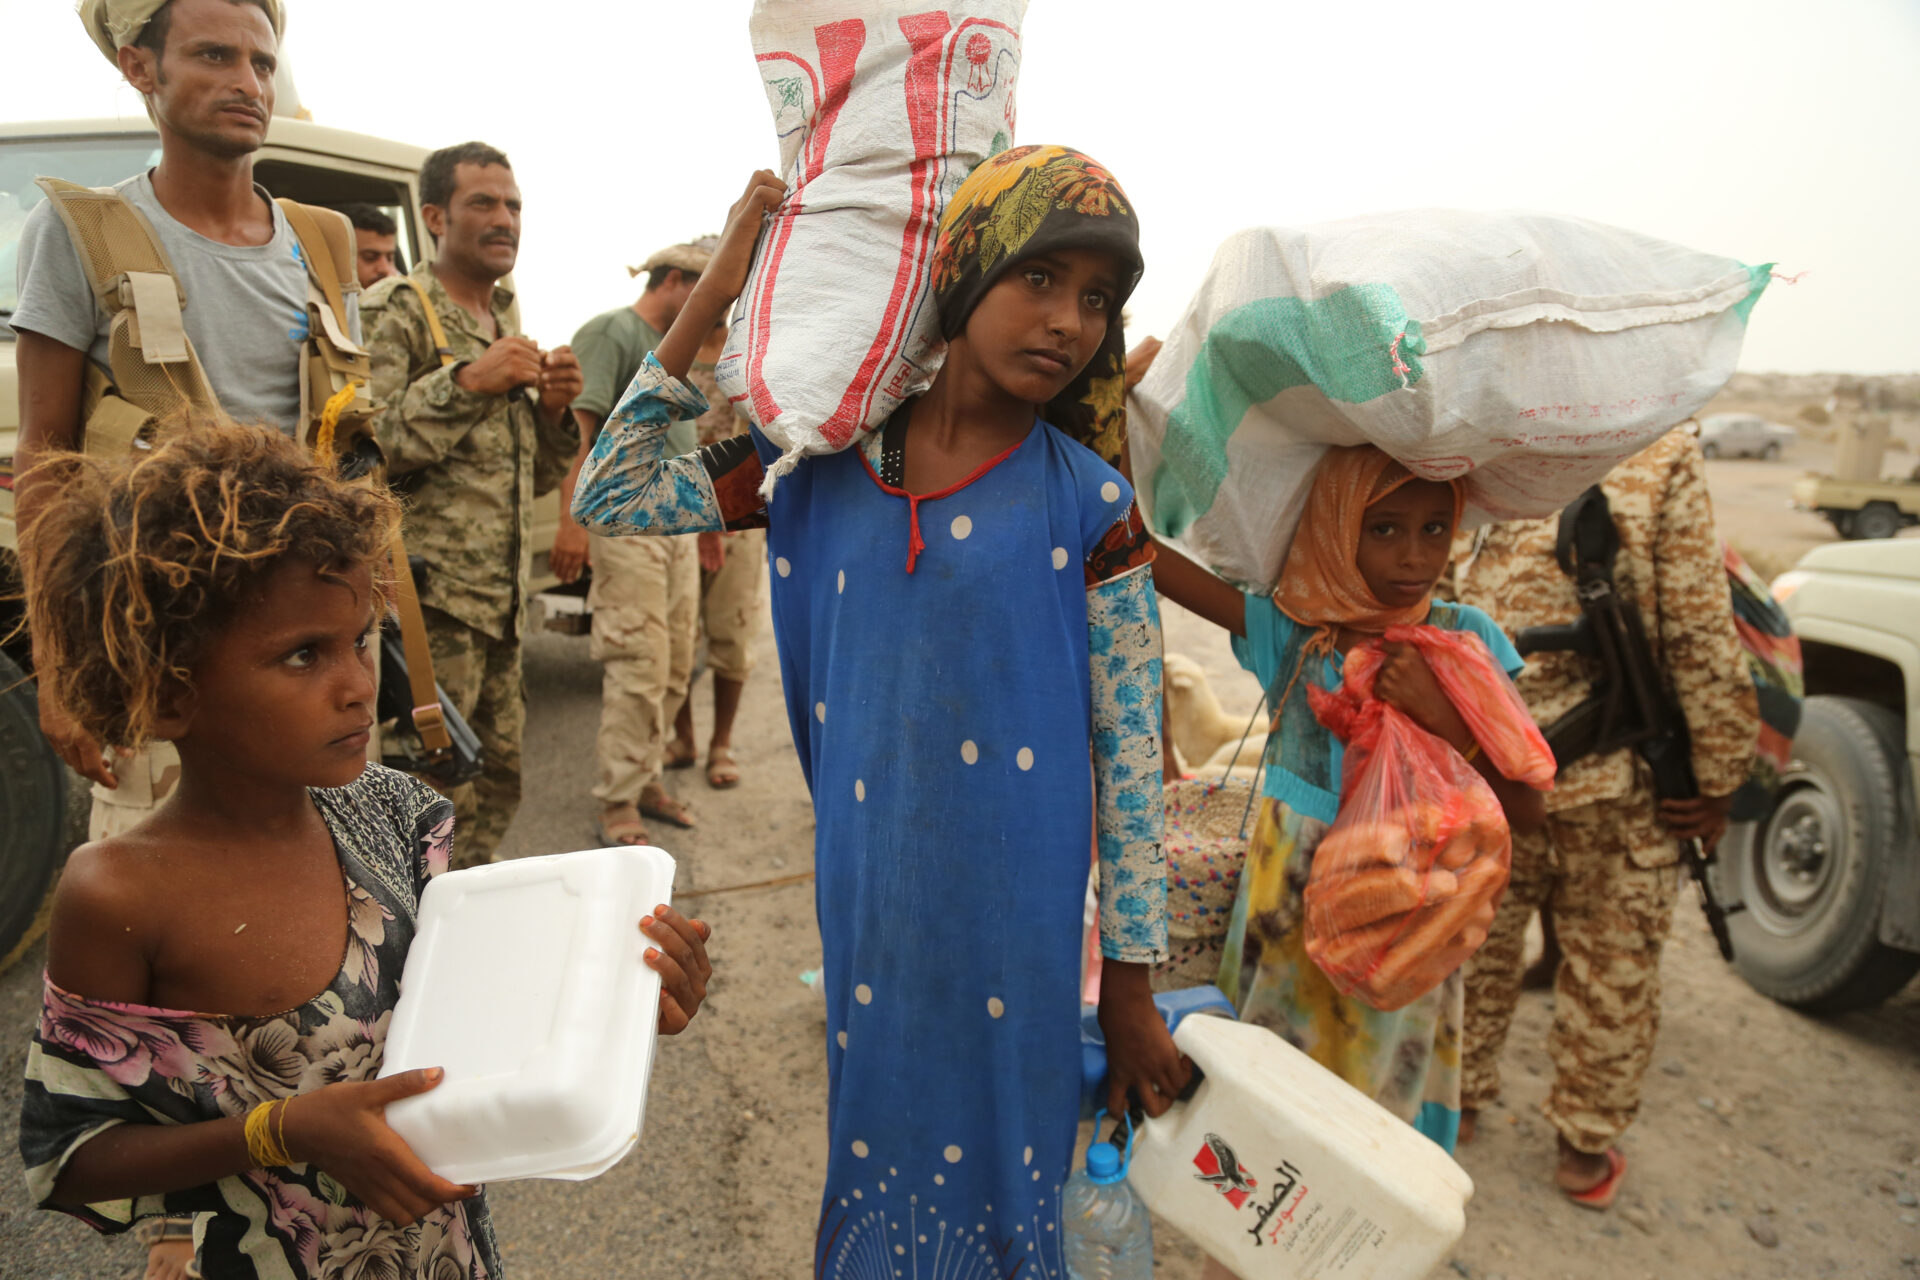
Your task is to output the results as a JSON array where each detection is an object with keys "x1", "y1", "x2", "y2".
[
  {"x1": 1381, "y1": 625, "x2": 1557, "y2": 790},
  {"x1": 1302, "y1": 646, "x2": 1513, "y2": 1011}
]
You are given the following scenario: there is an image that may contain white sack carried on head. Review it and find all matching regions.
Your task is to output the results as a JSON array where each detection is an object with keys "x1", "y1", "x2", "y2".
[
  {"x1": 1129, "y1": 211, "x2": 1771, "y2": 589},
  {"x1": 719, "y1": 0, "x2": 1026, "y2": 493}
]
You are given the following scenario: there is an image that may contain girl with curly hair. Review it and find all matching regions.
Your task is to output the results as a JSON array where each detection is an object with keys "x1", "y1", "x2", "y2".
[{"x1": 16, "y1": 424, "x2": 712, "y2": 1278}]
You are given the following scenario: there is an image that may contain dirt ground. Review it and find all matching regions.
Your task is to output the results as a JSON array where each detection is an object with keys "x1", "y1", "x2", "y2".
[{"x1": 2, "y1": 401, "x2": 1918, "y2": 1279}]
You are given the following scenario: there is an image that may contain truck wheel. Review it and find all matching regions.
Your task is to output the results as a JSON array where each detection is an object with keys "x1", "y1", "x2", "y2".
[
  {"x1": 0, "y1": 650, "x2": 68, "y2": 969},
  {"x1": 1701, "y1": 442, "x2": 1720, "y2": 459},
  {"x1": 1763, "y1": 442, "x2": 1781, "y2": 461},
  {"x1": 1712, "y1": 697, "x2": 1920, "y2": 1011},
  {"x1": 1851, "y1": 502, "x2": 1902, "y2": 540}
]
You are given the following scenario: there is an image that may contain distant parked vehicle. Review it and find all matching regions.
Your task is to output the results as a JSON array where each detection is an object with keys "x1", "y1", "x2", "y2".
[
  {"x1": 1698, "y1": 413, "x2": 1797, "y2": 460},
  {"x1": 1793, "y1": 475, "x2": 1920, "y2": 540}
]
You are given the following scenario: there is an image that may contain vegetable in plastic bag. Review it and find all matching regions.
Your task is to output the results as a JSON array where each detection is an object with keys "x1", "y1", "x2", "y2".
[{"x1": 1301, "y1": 630, "x2": 1523, "y2": 1010}]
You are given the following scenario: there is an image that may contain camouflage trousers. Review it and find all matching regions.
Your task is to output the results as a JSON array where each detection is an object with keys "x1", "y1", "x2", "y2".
[
  {"x1": 88, "y1": 741, "x2": 183, "y2": 841},
  {"x1": 422, "y1": 606, "x2": 524, "y2": 869},
  {"x1": 588, "y1": 532, "x2": 698, "y2": 806},
  {"x1": 701, "y1": 527, "x2": 766, "y2": 684},
  {"x1": 1461, "y1": 792, "x2": 1681, "y2": 1153}
]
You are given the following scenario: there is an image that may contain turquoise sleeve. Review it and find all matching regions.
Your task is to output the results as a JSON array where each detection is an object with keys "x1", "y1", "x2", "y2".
[
  {"x1": 1231, "y1": 591, "x2": 1293, "y2": 693},
  {"x1": 1446, "y1": 602, "x2": 1526, "y2": 678}
]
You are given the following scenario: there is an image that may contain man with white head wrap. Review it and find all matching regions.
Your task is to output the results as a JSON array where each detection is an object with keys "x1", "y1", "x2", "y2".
[{"x1": 77, "y1": 0, "x2": 284, "y2": 62}]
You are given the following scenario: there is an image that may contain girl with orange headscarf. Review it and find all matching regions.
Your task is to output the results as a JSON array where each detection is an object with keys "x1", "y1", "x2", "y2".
[{"x1": 1153, "y1": 444, "x2": 1546, "y2": 1159}]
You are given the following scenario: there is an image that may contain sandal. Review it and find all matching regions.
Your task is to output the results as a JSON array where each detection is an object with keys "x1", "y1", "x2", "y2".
[
  {"x1": 596, "y1": 803, "x2": 650, "y2": 847},
  {"x1": 707, "y1": 747, "x2": 742, "y2": 790},
  {"x1": 663, "y1": 738, "x2": 698, "y2": 771},
  {"x1": 639, "y1": 783, "x2": 696, "y2": 829},
  {"x1": 1564, "y1": 1148, "x2": 1627, "y2": 1211}
]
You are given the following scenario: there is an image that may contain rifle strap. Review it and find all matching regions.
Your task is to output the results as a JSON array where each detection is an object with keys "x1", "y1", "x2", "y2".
[
  {"x1": 386, "y1": 532, "x2": 451, "y2": 755},
  {"x1": 401, "y1": 276, "x2": 459, "y2": 368},
  {"x1": 1556, "y1": 485, "x2": 1621, "y2": 586}
]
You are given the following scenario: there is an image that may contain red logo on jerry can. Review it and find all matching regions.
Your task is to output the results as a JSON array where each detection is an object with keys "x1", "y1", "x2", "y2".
[{"x1": 1192, "y1": 1133, "x2": 1258, "y2": 1209}]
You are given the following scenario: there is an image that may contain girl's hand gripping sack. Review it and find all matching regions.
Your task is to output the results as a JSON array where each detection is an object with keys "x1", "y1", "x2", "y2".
[{"x1": 719, "y1": 0, "x2": 1027, "y2": 490}]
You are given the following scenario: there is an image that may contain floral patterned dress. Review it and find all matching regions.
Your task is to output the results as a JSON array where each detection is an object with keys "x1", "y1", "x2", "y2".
[
  {"x1": 19, "y1": 764, "x2": 502, "y2": 1280},
  {"x1": 1217, "y1": 598, "x2": 1524, "y2": 1154}
]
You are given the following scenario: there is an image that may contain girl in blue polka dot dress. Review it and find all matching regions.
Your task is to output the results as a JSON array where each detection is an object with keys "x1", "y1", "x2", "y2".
[{"x1": 574, "y1": 152, "x2": 1185, "y2": 1279}]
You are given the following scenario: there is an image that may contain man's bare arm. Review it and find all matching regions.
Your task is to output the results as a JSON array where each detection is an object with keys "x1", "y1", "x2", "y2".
[{"x1": 14, "y1": 329, "x2": 87, "y2": 525}]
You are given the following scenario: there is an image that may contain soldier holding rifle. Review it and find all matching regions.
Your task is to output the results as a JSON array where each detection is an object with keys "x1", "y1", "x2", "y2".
[{"x1": 1448, "y1": 426, "x2": 1758, "y2": 1208}]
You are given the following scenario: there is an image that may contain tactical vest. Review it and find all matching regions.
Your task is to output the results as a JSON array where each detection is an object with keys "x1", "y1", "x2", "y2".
[{"x1": 34, "y1": 179, "x2": 452, "y2": 760}]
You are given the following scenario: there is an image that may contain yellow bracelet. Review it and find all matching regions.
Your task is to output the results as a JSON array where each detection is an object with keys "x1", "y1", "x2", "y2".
[
  {"x1": 1462, "y1": 740, "x2": 1482, "y2": 763},
  {"x1": 243, "y1": 1101, "x2": 276, "y2": 1168},
  {"x1": 243, "y1": 1099, "x2": 294, "y2": 1168}
]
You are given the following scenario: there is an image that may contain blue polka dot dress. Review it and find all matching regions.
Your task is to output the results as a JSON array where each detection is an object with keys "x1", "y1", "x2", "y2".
[{"x1": 755, "y1": 420, "x2": 1135, "y2": 1280}]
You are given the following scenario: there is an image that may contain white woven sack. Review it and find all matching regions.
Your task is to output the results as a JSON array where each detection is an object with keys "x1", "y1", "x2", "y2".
[
  {"x1": 718, "y1": 0, "x2": 1026, "y2": 495},
  {"x1": 1130, "y1": 211, "x2": 1771, "y2": 588}
]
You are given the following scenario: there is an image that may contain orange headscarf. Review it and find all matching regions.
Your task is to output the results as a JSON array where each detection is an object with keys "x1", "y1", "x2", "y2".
[{"x1": 1272, "y1": 445, "x2": 1466, "y2": 638}]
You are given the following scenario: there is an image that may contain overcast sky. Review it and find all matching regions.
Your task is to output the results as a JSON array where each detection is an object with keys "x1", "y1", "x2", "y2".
[{"x1": 8, "y1": 0, "x2": 1916, "y2": 373}]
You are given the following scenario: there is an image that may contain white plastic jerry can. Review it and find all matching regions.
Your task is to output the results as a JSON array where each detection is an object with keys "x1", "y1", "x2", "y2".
[{"x1": 1127, "y1": 1015, "x2": 1473, "y2": 1280}]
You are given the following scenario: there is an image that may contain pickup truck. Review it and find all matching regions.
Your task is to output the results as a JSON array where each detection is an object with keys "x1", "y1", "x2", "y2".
[
  {"x1": 1791, "y1": 473, "x2": 1920, "y2": 541},
  {"x1": 1711, "y1": 538, "x2": 1920, "y2": 1011},
  {"x1": 0, "y1": 116, "x2": 571, "y2": 967}
]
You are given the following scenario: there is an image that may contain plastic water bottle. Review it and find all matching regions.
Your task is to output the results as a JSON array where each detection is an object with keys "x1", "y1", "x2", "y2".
[{"x1": 1062, "y1": 1130, "x2": 1153, "y2": 1280}]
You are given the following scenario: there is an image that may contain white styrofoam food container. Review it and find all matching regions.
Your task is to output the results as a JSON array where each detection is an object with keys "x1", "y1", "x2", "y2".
[
  {"x1": 1129, "y1": 1015, "x2": 1473, "y2": 1279},
  {"x1": 379, "y1": 845, "x2": 676, "y2": 1184}
]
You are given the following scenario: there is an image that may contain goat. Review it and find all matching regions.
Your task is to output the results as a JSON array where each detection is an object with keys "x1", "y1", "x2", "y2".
[{"x1": 1163, "y1": 652, "x2": 1268, "y2": 776}]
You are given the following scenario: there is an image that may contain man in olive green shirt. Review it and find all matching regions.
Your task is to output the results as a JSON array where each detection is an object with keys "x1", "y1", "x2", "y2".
[
  {"x1": 553, "y1": 241, "x2": 710, "y2": 846},
  {"x1": 363, "y1": 141, "x2": 581, "y2": 867}
]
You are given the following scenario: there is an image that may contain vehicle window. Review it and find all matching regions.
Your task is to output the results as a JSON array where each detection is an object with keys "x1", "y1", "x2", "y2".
[
  {"x1": 0, "y1": 136, "x2": 163, "y2": 328},
  {"x1": 252, "y1": 159, "x2": 420, "y2": 273}
]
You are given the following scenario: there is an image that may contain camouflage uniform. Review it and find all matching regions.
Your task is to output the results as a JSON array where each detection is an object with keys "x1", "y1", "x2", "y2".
[
  {"x1": 685, "y1": 361, "x2": 766, "y2": 684},
  {"x1": 1449, "y1": 427, "x2": 1758, "y2": 1154},
  {"x1": 363, "y1": 264, "x2": 578, "y2": 866}
]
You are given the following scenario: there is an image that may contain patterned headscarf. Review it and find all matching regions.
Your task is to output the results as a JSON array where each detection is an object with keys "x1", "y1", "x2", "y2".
[
  {"x1": 1272, "y1": 445, "x2": 1466, "y2": 637},
  {"x1": 930, "y1": 145, "x2": 1143, "y2": 464}
]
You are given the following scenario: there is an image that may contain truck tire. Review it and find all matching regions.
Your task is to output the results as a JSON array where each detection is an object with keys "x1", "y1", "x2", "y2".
[
  {"x1": 1701, "y1": 442, "x2": 1720, "y2": 459},
  {"x1": 1712, "y1": 697, "x2": 1920, "y2": 1011},
  {"x1": 0, "y1": 649, "x2": 68, "y2": 969},
  {"x1": 1763, "y1": 442, "x2": 1781, "y2": 461},
  {"x1": 1850, "y1": 501, "x2": 1902, "y2": 541}
]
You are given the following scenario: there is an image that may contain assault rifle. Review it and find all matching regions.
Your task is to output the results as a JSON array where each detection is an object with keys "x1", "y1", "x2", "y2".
[{"x1": 1513, "y1": 486, "x2": 1745, "y2": 961}]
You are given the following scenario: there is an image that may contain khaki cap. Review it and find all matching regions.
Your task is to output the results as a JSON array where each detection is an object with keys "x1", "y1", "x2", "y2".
[
  {"x1": 627, "y1": 236, "x2": 719, "y2": 279},
  {"x1": 81, "y1": 0, "x2": 286, "y2": 62}
]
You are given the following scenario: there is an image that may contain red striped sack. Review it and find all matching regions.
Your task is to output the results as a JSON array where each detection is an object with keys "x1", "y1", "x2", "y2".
[{"x1": 718, "y1": 0, "x2": 1026, "y2": 493}]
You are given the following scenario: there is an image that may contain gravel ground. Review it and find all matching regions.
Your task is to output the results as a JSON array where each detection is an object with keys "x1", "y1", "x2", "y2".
[{"x1": 3, "y1": 488, "x2": 1918, "y2": 1278}]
